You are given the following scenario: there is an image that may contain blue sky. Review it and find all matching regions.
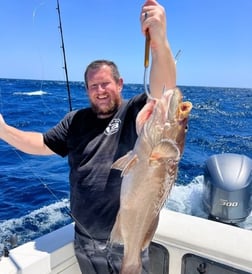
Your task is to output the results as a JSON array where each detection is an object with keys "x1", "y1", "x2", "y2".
[{"x1": 0, "y1": 0, "x2": 252, "y2": 88}]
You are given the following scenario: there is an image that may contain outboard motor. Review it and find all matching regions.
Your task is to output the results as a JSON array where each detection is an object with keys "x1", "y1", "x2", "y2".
[{"x1": 203, "y1": 153, "x2": 252, "y2": 225}]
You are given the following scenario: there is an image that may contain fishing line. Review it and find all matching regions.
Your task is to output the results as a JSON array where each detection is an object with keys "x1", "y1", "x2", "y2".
[
  {"x1": 0, "y1": 2, "x2": 107, "y2": 250},
  {"x1": 32, "y1": 1, "x2": 66, "y2": 119},
  {"x1": 32, "y1": 1, "x2": 46, "y2": 90},
  {"x1": 0, "y1": 68, "x2": 94, "y2": 247},
  {"x1": 0, "y1": 87, "x2": 3, "y2": 115},
  {"x1": 0, "y1": 86, "x2": 66, "y2": 207},
  {"x1": 0, "y1": 84, "x2": 81, "y2": 234},
  {"x1": 175, "y1": 49, "x2": 182, "y2": 65},
  {"x1": 0, "y1": 2, "x2": 86, "y2": 247},
  {"x1": 0, "y1": 3, "x2": 67, "y2": 207},
  {"x1": 5, "y1": 145, "x2": 99, "y2": 242},
  {"x1": 7, "y1": 147, "x2": 93, "y2": 239},
  {"x1": 30, "y1": 2, "x2": 86, "y2": 230},
  {"x1": 144, "y1": 46, "x2": 182, "y2": 100},
  {"x1": 1, "y1": 88, "x2": 108, "y2": 251}
]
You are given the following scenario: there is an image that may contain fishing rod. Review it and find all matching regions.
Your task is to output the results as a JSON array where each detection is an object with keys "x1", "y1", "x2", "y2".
[
  {"x1": 143, "y1": 11, "x2": 182, "y2": 99},
  {"x1": 56, "y1": 0, "x2": 72, "y2": 111}
]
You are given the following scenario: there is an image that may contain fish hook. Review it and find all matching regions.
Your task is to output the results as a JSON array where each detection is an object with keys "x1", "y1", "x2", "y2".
[
  {"x1": 174, "y1": 49, "x2": 182, "y2": 65},
  {"x1": 144, "y1": 29, "x2": 153, "y2": 100},
  {"x1": 143, "y1": 28, "x2": 182, "y2": 100}
]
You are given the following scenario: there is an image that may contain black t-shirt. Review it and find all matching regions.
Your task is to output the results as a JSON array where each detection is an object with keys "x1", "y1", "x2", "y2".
[{"x1": 43, "y1": 93, "x2": 147, "y2": 240}]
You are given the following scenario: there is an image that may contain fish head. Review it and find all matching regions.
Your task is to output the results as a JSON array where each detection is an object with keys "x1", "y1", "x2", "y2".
[
  {"x1": 162, "y1": 88, "x2": 192, "y2": 155},
  {"x1": 137, "y1": 88, "x2": 192, "y2": 158}
]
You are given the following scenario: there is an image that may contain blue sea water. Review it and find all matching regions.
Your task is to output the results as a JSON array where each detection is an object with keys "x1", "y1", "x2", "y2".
[{"x1": 0, "y1": 78, "x2": 251, "y2": 250}]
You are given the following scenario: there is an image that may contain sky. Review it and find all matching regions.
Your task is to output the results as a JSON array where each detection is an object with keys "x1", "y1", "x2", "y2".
[{"x1": 0, "y1": 0, "x2": 252, "y2": 88}]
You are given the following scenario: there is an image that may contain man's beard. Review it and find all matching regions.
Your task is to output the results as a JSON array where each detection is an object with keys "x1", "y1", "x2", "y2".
[{"x1": 91, "y1": 97, "x2": 121, "y2": 118}]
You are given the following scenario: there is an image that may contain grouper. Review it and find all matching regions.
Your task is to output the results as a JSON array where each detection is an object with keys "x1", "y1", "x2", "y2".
[{"x1": 110, "y1": 88, "x2": 192, "y2": 274}]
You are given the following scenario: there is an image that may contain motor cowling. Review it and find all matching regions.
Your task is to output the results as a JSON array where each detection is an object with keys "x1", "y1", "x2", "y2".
[{"x1": 203, "y1": 153, "x2": 252, "y2": 225}]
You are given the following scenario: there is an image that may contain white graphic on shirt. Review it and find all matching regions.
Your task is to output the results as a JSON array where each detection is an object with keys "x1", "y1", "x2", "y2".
[{"x1": 104, "y1": 118, "x2": 121, "y2": 136}]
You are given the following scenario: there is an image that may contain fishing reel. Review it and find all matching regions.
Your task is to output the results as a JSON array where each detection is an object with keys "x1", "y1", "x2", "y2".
[{"x1": 203, "y1": 153, "x2": 252, "y2": 225}]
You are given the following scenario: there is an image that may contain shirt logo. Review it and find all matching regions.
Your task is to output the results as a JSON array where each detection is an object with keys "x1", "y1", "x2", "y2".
[{"x1": 104, "y1": 118, "x2": 121, "y2": 136}]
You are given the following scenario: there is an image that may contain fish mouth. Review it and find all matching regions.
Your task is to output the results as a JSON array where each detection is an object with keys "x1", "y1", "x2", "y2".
[
  {"x1": 164, "y1": 88, "x2": 192, "y2": 122},
  {"x1": 136, "y1": 88, "x2": 192, "y2": 140},
  {"x1": 142, "y1": 88, "x2": 192, "y2": 152}
]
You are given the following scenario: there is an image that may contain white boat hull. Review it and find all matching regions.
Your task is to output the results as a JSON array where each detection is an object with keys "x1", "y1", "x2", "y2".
[{"x1": 1, "y1": 209, "x2": 252, "y2": 274}]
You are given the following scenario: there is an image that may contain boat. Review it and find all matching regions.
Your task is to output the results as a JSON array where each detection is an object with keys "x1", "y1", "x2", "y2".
[
  {"x1": 1, "y1": 154, "x2": 252, "y2": 274},
  {"x1": 1, "y1": 208, "x2": 252, "y2": 274}
]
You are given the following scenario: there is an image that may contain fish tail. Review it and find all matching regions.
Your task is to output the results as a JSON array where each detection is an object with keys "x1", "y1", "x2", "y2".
[{"x1": 110, "y1": 214, "x2": 123, "y2": 244}]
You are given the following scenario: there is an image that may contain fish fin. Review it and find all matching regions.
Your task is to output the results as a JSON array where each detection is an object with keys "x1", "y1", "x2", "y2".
[
  {"x1": 142, "y1": 215, "x2": 160, "y2": 250},
  {"x1": 136, "y1": 100, "x2": 156, "y2": 135},
  {"x1": 150, "y1": 140, "x2": 180, "y2": 162},
  {"x1": 110, "y1": 213, "x2": 124, "y2": 244},
  {"x1": 111, "y1": 152, "x2": 138, "y2": 176}
]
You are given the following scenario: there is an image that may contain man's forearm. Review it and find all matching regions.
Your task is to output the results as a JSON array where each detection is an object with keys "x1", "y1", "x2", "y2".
[
  {"x1": 150, "y1": 41, "x2": 176, "y2": 98},
  {"x1": 0, "y1": 124, "x2": 54, "y2": 155}
]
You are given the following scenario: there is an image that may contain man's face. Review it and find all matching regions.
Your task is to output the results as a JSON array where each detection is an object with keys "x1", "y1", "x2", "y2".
[{"x1": 86, "y1": 65, "x2": 123, "y2": 119}]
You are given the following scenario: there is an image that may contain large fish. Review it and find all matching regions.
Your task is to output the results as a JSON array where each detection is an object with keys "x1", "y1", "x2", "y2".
[{"x1": 110, "y1": 88, "x2": 192, "y2": 274}]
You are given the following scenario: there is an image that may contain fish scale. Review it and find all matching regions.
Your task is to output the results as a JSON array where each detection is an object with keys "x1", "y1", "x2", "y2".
[{"x1": 110, "y1": 88, "x2": 192, "y2": 274}]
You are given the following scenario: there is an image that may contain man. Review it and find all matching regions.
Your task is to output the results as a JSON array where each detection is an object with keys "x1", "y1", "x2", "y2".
[{"x1": 0, "y1": 0, "x2": 176, "y2": 272}]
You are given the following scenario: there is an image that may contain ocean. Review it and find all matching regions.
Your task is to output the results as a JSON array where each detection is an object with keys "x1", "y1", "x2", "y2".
[{"x1": 0, "y1": 78, "x2": 251, "y2": 251}]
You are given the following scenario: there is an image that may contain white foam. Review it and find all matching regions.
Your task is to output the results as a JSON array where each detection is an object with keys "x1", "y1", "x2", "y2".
[
  {"x1": 0, "y1": 199, "x2": 71, "y2": 246},
  {"x1": 166, "y1": 175, "x2": 252, "y2": 229},
  {"x1": 13, "y1": 90, "x2": 47, "y2": 96},
  {"x1": 1, "y1": 178, "x2": 251, "y2": 248},
  {"x1": 166, "y1": 176, "x2": 207, "y2": 218}
]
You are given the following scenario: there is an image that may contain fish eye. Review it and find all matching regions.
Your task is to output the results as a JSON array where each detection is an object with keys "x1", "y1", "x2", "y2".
[{"x1": 185, "y1": 125, "x2": 189, "y2": 132}]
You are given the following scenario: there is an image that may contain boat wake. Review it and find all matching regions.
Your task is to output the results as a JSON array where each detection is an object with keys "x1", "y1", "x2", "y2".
[
  {"x1": 0, "y1": 199, "x2": 71, "y2": 248},
  {"x1": 166, "y1": 176, "x2": 207, "y2": 218},
  {"x1": 166, "y1": 175, "x2": 252, "y2": 230},
  {"x1": 0, "y1": 176, "x2": 251, "y2": 249}
]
